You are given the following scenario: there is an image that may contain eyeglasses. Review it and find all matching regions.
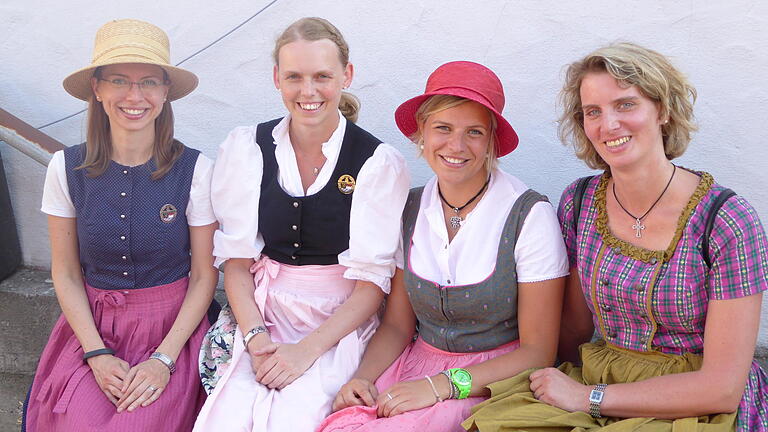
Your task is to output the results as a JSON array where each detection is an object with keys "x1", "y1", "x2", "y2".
[{"x1": 97, "y1": 77, "x2": 169, "y2": 95}]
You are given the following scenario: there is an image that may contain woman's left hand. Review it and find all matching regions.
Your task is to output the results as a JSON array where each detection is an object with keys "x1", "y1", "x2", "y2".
[
  {"x1": 116, "y1": 358, "x2": 171, "y2": 413},
  {"x1": 252, "y1": 342, "x2": 316, "y2": 389},
  {"x1": 529, "y1": 367, "x2": 590, "y2": 412},
  {"x1": 376, "y1": 379, "x2": 439, "y2": 418}
]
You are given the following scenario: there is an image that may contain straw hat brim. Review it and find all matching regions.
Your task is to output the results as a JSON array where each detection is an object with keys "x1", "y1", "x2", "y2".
[
  {"x1": 394, "y1": 88, "x2": 519, "y2": 157},
  {"x1": 62, "y1": 58, "x2": 198, "y2": 102}
]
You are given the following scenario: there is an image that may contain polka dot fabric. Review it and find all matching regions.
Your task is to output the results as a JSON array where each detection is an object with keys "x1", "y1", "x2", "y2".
[{"x1": 64, "y1": 143, "x2": 199, "y2": 290}]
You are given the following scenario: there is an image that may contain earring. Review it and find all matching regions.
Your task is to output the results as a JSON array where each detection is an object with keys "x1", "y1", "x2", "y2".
[
  {"x1": 96, "y1": 96, "x2": 101, "y2": 102},
  {"x1": 419, "y1": 144, "x2": 424, "y2": 150}
]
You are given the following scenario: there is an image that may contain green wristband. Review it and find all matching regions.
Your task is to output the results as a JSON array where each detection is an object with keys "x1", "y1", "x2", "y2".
[{"x1": 446, "y1": 368, "x2": 472, "y2": 399}]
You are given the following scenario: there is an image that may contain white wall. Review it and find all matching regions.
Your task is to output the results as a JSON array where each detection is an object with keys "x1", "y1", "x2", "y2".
[{"x1": 2, "y1": 0, "x2": 768, "y2": 343}]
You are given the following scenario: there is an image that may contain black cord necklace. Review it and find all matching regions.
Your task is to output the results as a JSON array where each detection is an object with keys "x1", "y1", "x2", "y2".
[
  {"x1": 612, "y1": 164, "x2": 677, "y2": 238},
  {"x1": 438, "y1": 176, "x2": 491, "y2": 230}
]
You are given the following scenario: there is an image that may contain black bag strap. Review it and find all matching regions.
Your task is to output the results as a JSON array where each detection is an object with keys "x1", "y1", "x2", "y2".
[
  {"x1": 702, "y1": 188, "x2": 736, "y2": 268},
  {"x1": 572, "y1": 175, "x2": 594, "y2": 237}
]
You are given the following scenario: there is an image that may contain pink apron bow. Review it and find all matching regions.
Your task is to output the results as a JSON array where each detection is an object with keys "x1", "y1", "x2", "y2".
[{"x1": 250, "y1": 256, "x2": 281, "y2": 328}]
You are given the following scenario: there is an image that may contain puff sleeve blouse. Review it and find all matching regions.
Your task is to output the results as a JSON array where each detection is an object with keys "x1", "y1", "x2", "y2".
[{"x1": 211, "y1": 114, "x2": 410, "y2": 293}]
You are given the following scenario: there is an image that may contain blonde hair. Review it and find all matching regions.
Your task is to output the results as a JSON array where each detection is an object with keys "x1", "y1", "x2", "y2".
[
  {"x1": 559, "y1": 42, "x2": 697, "y2": 171},
  {"x1": 273, "y1": 17, "x2": 360, "y2": 123},
  {"x1": 78, "y1": 67, "x2": 183, "y2": 179},
  {"x1": 410, "y1": 95, "x2": 498, "y2": 172}
]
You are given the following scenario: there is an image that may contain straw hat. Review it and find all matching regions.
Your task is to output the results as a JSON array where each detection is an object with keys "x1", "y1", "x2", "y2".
[
  {"x1": 394, "y1": 61, "x2": 519, "y2": 157},
  {"x1": 63, "y1": 19, "x2": 198, "y2": 101}
]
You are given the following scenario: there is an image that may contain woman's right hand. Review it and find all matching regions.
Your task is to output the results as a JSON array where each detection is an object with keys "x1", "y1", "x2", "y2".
[
  {"x1": 86, "y1": 354, "x2": 130, "y2": 406},
  {"x1": 332, "y1": 378, "x2": 379, "y2": 412},
  {"x1": 246, "y1": 332, "x2": 273, "y2": 375}
]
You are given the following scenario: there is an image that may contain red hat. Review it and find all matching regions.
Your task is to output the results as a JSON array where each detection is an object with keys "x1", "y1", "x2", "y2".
[{"x1": 394, "y1": 61, "x2": 519, "y2": 157}]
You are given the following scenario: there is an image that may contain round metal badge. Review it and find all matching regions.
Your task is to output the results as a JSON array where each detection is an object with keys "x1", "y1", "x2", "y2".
[
  {"x1": 159, "y1": 203, "x2": 178, "y2": 223},
  {"x1": 337, "y1": 174, "x2": 356, "y2": 194}
]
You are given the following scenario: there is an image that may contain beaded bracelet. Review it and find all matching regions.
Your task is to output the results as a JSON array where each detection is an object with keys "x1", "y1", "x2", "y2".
[{"x1": 83, "y1": 348, "x2": 115, "y2": 361}]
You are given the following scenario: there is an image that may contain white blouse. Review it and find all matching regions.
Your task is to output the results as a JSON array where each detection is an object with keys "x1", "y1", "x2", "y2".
[
  {"x1": 211, "y1": 114, "x2": 410, "y2": 293},
  {"x1": 41, "y1": 150, "x2": 216, "y2": 226},
  {"x1": 402, "y1": 169, "x2": 569, "y2": 286}
]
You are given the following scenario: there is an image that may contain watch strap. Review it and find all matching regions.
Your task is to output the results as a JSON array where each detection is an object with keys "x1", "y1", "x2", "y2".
[
  {"x1": 150, "y1": 352, "x2": 176, "y2": 374},
  {"x1": 446, "y1": 368, "x2": 472, "y2": 400},
  {"x1": 589, "y1": 383, "x2": 607, "y2": 418},
  {"x1": 243, "y1": 325, "x2": 269, "y2": 351}
]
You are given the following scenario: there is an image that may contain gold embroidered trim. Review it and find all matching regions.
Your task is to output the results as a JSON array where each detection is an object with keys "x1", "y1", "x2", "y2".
[{"x1": 595, "y1": 170, "x2": 714, "y2": 263}]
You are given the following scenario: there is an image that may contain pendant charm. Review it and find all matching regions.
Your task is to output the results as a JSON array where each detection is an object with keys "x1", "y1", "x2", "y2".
[
  {"x1": 632, "y1": 218, "x2": 645, "y2": 238},
  {"x1": 449, "y1": 215, "x2": 462, "y2": 230}
]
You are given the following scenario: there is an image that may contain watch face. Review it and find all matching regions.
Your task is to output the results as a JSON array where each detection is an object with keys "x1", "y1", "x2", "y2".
[
  {"x1": 452, "y1": 369, "x2": 472, "y2": 386},
  {"x1": 589, "y1": 389, "x2": 604, "y2": 404}
]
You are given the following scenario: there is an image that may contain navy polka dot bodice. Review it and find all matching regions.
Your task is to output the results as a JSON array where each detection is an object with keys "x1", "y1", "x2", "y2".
[{"x1": 64, "y1": 144, "x2": 200, "y2": 290}]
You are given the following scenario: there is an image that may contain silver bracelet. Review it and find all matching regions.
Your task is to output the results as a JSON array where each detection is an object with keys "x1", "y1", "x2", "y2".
[
  {"x1": 424, "y1": 375, "x2": 443, "y2": 403},
  {"x1": 149, "y1": 352, "x2": 176, "y2": 374},
  {"x1": 440, "y1": 370, "x2": 456, "y2": 399},
  {"x1": 243, "y1": 326, "x2": 269, "y2": 351}
]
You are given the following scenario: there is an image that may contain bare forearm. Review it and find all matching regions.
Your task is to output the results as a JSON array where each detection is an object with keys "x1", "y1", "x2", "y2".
[
  {"x1": 156, "y1": 271, "x2": 216, "y2": 361},
  {"x1": 53, "y1": 274, "x2": 106, "y2": 352},
  {"x1": 300, "y1": 280, "x2": 384, "y2": 360},
  {"x1": 352, "y1": 321, "x2": 414, "y2": 382},
  {"x1": 598, "y1": 370, "x2": 743, "y2": 418},
  {"x1": 467, "y1": 343, "x2": 556, "y2": 396},
  {"x1": 224, "y1": 259, "x2": 267, "y2": 332}
]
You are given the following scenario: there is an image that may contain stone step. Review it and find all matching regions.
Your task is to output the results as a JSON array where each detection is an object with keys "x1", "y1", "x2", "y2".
[
  {"x1": 0, "y1": 268, "x2": 60, "y2": 375},
  {"x1": 0, "y1": 372, "x2": 32, "y2": 432}
]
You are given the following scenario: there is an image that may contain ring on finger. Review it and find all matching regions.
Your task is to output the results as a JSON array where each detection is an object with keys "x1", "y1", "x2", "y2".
[
  {"x1": 387, "y1": 393, "x2": 393, "y2": 401},
  {"x1": 147, "y1": 385, "x2": 157, "y2": 392}
]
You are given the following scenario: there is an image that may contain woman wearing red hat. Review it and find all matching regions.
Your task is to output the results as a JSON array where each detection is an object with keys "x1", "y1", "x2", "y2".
[
  {"x1": 25, "y1": 19, "x2": 217, "y2": 432},
  {"x1": 317, "y1": 61, "x2": 568, "y2": 432},
  {"x1": 463, "y1": 43, "x2": 768, "y2": 431}
]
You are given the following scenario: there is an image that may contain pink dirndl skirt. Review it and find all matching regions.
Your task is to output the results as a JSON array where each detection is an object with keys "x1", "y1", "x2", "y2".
[
  {"x1": 25, "y1": 277, "x2": 208, "y2": 432},
  {"x1": 317, "y1": 336, "x2": 520, "y2": 432}
]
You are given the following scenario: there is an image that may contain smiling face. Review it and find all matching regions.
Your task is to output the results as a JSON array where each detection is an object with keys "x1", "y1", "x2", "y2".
[
  {"x1": 273, "y1": 38, "x2": 352, "y2": 133},
  {"x1": 580, "y1": 71, "x2": 666, "y2": 171},
  {"x1": 421, "y1": 100, "x2": 492, "y2": 191},
  {"x1": 91, "y1": 63, "x2": 168, "y2": 138}
]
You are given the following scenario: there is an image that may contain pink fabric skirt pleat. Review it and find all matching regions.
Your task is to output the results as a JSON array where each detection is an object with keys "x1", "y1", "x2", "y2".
[
  {"x1": 317, "y1": 336, "x2": 520, "y2": 432},
  {"x1": 25, "y1": 277, "x2": 208, "y2": 432}
]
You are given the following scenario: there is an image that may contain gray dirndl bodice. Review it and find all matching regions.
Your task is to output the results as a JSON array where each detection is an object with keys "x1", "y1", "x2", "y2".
[{"x1": 402, "y1": 186, "x2": 548, "y2": 353}]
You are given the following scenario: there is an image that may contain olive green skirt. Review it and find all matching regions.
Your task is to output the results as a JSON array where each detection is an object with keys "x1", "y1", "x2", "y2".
[{"x1": 463, "y1": 341, "x2": 736, "y2": 431}]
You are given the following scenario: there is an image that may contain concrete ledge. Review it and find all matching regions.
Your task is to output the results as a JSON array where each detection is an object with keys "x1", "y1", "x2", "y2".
[
  {"x1": 0, "y1": 372, "x2": 31, "y2": 432},
  {"x1": 0, "y1": 268, "x2": 60, "y2": 375}
]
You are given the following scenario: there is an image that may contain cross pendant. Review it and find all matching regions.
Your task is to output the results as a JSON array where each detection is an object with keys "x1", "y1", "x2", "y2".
[
  {"x1": 632, "y1": 218, "x2": 645, "y2": 238},
  {"x1": 449, "y1": 215, "x2": 462, "y2": 230}
]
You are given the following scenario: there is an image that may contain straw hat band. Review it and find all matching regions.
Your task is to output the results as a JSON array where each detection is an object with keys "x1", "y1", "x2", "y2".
[{"x1": 93, "y1": 42, "x2": 170, "y2": 64}]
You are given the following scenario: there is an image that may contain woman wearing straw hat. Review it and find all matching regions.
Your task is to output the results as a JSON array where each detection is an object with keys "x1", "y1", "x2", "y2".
[
  {"x1": 24, "y1": 19, "x2": 217, "y2": 431},
  {"x1": 316, "y1": 61, "x2": 568, "y2": 432},
  {"x1": 463, "y1": 43, "x2": 768, "y2": 431},
  {"x1": 191, "y1": 17, "x2": 409, "y2": 431}
]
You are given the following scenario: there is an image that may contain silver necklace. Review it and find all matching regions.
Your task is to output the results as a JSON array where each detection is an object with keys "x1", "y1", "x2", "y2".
[
  {"x1": 437, "y1": 176, "x2": 490, "y2": 230},
  {"x1": 612, "y1": 164, "x2": 677, "y2": 238}
]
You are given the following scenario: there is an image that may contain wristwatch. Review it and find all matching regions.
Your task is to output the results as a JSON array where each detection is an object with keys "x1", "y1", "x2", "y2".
[
  {"x1": 588, "y1": 383, "x2": 607, "y2": 418},
  {"x1": 445, "y1": 368, "x2": 472, "y2": 399},
  {"x1": 243, "y1": 325, "x2": 269, "y2": 351}
]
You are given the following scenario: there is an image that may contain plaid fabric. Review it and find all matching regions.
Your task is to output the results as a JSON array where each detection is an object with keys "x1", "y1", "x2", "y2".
[{"x1": 558, "y1": 171, "x2": 768, "y2": 431}]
